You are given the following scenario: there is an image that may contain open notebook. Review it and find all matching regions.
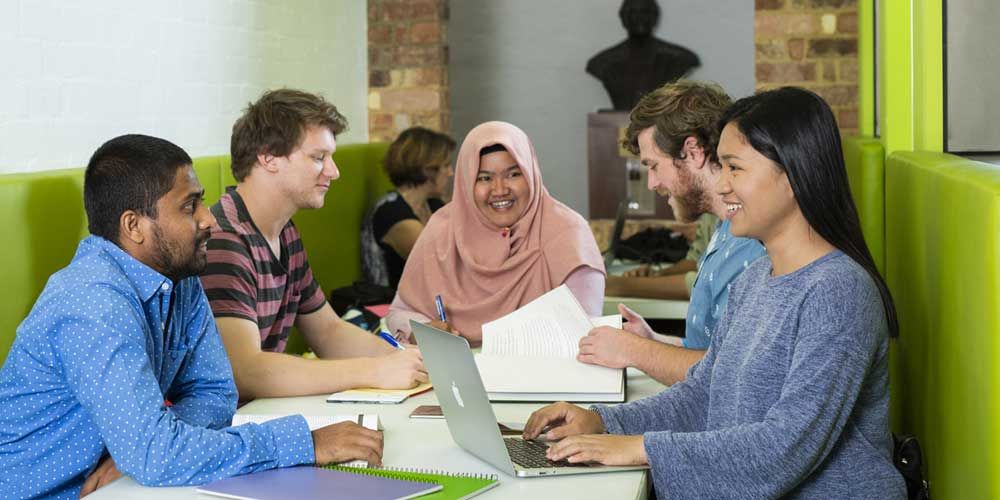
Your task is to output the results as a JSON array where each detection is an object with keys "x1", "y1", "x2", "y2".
[
  {"x1": 327, "y1": 382, "x2": 433, "y2": 404},
  {"x1": 232, "y1": 414, "x2": 381, "y2": 467},
  {"x1": 475, "y1": 285, "x2": 625, "y2": 402}
]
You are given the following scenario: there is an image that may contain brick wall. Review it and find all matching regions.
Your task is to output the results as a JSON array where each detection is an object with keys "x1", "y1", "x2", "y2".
[
  {"x1": 755, "y1": 0, "x2": 858, "y2": 134},
  {"x1": 367, "y1": 0, "x2": 450, "y2": 142}
]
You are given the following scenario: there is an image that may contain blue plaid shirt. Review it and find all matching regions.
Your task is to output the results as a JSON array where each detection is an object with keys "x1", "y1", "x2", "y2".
[
  {"x1": 684, "y1": 220, "x2": 766, "y2": 349},
  {"x1": 0, "y1": 236, "x2": 314, "y2": 499}
]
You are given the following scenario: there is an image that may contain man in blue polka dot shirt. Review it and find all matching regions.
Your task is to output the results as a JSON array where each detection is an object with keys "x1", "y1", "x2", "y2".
[{"x1": 0, "y1": 135, "x2": 382, "y2": 499}]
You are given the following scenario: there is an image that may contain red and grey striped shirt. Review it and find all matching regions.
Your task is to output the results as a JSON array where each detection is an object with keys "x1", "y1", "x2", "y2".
[{"x1": 200, "y1": 187, "x2": 326, "y2": 353}]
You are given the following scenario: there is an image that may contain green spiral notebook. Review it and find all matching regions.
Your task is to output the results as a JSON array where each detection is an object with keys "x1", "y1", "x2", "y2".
[{"x1": 324, "y1": 465, "x2": 499, "y2": 500}]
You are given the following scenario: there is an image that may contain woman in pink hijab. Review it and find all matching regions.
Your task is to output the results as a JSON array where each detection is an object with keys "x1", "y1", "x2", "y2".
[{"x1": 386, "y1": 121, "x2": 606, "y2": 345}]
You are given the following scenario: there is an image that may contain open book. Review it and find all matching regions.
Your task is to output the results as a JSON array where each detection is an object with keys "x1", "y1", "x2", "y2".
[
  {"x1": 475, "y1": 285, "x2": 625, "y2": 403},
  {"x1": 232, "y1": 413, "x2": 381, "y2": 467}
]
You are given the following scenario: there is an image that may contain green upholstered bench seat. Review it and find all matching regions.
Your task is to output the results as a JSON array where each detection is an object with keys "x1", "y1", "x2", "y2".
[
  {"x1": 886, "y1": 151, "x2": 1000, "y2": 499},
  {"x1": 0, "y1": 143, "x2": 391, "y2": 365}
]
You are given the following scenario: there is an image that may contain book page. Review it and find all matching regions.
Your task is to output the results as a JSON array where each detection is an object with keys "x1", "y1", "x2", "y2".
[
  {"x1": 474, "y1": 355, "x2": 621, "y2": 394},
  {"x1": 481, "y1": 285, "x2": 594, "y2": 358},
  {"x1": 591, "y1": 314, "x2": 623, "y2": 329}
]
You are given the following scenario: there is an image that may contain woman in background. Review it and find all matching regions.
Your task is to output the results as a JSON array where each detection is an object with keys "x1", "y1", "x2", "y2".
[
  {"x1": 361, "y1": 127, "x2": 456, "y2": 289},
  {"x1": 387, "y1": 121, "x2": 605, "y2": 345}
]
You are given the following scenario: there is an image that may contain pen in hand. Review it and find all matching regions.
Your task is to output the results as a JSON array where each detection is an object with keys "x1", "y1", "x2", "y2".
[
  {"x1": 434, "y1": 295, "x2": 447, "y2": 322},
  {"x1": 377, "y1": 330, "x2": 405, "y2": 350}
]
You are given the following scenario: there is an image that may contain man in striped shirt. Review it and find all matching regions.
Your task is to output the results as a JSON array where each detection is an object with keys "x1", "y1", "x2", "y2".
[{"x1": 201, "y1": 89, "x2": 427, "y2": 400}]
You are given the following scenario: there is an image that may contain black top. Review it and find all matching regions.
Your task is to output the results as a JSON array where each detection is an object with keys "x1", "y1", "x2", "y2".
[{"x1": 361, "y1": 192, "x2": 444, "y2": 289}]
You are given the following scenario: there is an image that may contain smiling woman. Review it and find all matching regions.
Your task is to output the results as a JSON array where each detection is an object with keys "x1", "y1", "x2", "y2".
[
  {"x1": 525, "y1": 88, "x2": 906, "y2": 498},
  {"x1": 386, "y1": 121, "x2": 606, "y2": 344},
  {"x1": 473, "y1": 144, "x2": 530, "y2": 231}
]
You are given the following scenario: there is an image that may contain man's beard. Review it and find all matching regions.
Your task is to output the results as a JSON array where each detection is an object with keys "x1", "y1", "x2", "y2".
[
  {"x1": 151, "y1": 224, "x2": 208, "y2": 281},
  {"x1": 670, "y1": 166, "x2": 712, "y2": 223}
]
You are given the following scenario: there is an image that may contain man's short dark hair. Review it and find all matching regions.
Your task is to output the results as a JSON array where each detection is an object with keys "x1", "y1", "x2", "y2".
[
  {"x1": 230, "y1": 88, "x2": 348, "y2": 182},
  {"x1": 84, "y1": 134, "x2": 192, "y2": 244}
]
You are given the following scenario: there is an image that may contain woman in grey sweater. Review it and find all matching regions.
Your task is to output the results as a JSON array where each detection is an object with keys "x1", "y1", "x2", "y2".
[{"x1": 524, "y1": 87, "x2": 907, "y2": 499}]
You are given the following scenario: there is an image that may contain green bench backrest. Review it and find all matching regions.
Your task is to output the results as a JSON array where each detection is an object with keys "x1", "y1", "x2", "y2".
[
  {"x1": 0, "y1": 143, "x2": 390, "y2": 365},
  {"x1": 292, "y1": 142, "x2": 393, "y2": 293},
  {"x1": 842, "y1": 136, "x2": 886, "y2": 274},
  {"x1": 885, "y1": 151, "x2": 1000, "y2": 498},
  {"x1": 0, "y1": 168, "x2": 88, "y2": 364}
]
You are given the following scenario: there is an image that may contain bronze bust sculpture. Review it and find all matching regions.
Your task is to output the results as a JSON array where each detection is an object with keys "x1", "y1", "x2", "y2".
[{"x1": 586, "y1": 0, "x2": 700, "y2": 110}]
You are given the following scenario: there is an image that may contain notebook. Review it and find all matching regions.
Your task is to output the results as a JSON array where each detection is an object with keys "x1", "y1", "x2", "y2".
[
  {"x1": 231, "y1": 413, "x2": 381, "y2": 467},
  {"x1": 197, "y1": 466, "x2": 441, "y2": 500},
  {"x1": 325, "y1": 465, "x2": 499, "y2": 500},
  {"x1": 475, "y1": 285, "x2": 625, "y2": 402},
  {"x1": 327, "y1": 381, "x2": 433, "y2": 404}
]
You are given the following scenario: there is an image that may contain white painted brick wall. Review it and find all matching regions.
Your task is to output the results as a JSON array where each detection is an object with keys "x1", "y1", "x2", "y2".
[{"x1": 0, "y1": 0, "x2": 368, "y2": 174}]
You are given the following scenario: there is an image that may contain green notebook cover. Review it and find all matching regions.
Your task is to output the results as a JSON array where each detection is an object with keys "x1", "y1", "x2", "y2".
[{"x1": 323, "y1": 465, "x2": 499, "y2": 500}]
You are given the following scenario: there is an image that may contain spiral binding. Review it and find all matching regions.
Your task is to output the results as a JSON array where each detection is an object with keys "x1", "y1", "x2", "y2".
[{"x1": 327, "y1": 464, "x2": 498, "y2": 482}]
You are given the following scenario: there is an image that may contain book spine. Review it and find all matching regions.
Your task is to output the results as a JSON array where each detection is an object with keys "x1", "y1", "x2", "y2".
[
  {"x1": 329, "y1": 464, "x2": 498, "y2": 481},
  {"x1": 379, "y1": 466, "x2": 499, "y2": 480}
]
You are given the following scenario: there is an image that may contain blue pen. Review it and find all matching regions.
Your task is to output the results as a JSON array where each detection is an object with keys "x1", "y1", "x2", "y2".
[
  {"x1": 377, "y1": 330, "x2": 404, "y2": 350},
  {"x1": 434, "y1": 295, "x2": 447, "y2": 322}
]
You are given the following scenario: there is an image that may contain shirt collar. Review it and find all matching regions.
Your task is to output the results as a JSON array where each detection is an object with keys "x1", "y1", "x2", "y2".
[
  {"x1": 223, "y1": 186, "x2": 258, "y2": 237},
  {"x1": 84, "y1": 235, "x2": 173, "y2": 303}
]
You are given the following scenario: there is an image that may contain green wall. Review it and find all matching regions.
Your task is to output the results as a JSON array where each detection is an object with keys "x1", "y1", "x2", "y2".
[{"x1": 876, "y1": 0, "x2": 944, "y2": 153}]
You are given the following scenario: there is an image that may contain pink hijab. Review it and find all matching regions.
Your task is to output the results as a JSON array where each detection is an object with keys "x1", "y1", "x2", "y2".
[{"x1": 396, "y1": 121, "x2": 605, "y2": 342}]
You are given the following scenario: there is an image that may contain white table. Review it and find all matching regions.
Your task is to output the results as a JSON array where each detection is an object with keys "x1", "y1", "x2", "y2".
[
  {"x1": 604, "y1": 259, "x2": 689, "y2": 320},
  {"x1": 91, "y1": 368, "x2": 666, "y2": 500},
  {"x1": 603, "y1": 296, "x2": 688, "y2": 320}
]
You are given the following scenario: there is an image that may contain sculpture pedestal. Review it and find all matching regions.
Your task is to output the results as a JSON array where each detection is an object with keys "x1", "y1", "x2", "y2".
[{"x1": 587, "y1": 111, "x2": 673, "y2": 219}]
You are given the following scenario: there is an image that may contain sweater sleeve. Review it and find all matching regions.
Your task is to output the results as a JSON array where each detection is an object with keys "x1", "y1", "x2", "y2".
[
  {"x1": 592, "y1": 325, "x2": 717, "y2": 435},
  {"x1": 562, "y1": 266, "x2": 605, "y2": 317},
  {"x1": 591, "y1": 270, "x2": 749, "y2": 435},
  {"x1": 639, "y1": 279, "x2": 885, "y2": 498}
]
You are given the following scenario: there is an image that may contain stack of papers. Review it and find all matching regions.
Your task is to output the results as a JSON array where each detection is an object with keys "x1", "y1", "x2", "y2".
[{"x1": 476, "y1": 285, "x2": 626, "y2": 403}]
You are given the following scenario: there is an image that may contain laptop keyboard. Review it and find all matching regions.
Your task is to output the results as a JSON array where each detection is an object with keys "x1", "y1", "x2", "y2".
[{"x1": 504, "y1": 438, "x2": 590, "y2": 469}]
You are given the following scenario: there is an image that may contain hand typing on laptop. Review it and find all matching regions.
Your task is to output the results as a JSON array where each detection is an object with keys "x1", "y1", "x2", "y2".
[
  {"x1": 523, "y1": 402, "x2": 648, "y2": 466},
  {"x1": 523, "y1": 402, "x2": 605, "y2": 441}
]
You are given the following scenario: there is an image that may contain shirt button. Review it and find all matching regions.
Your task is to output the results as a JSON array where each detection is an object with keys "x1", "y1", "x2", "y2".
[{"x1": 161, "y1": 283, "x2": 170, "y2": 291}]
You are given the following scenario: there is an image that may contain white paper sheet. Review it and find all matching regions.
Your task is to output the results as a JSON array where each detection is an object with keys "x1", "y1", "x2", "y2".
[
  {"x1": 481, "y1": 285, "x2": 595, "y2": 358},
  {"x1": 475, "y1": 285, "x2": 625, "y2": 401},
  {"x1": 231, "y1": 414, "x2": 381, "y2": 467}
]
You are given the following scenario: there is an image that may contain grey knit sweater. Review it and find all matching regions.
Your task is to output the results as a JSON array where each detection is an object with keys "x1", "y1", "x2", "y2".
[{"x1": 594, "y1": 251, "x2": 906, "y2": 499}]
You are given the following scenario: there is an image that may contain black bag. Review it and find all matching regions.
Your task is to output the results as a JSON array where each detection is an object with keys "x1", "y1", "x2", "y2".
[
  {"x1": 615, "y1": 227, "x2": 689, "y2": 264},
  {"x1": 328, "y1": 281, "x2": 395, "y2": 332},
  {"x1": 893, "y1": 433, "x2": 930, "y2": 500}
]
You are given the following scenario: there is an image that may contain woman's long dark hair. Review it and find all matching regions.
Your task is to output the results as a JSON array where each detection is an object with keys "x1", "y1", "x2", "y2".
[{"x1": 719, "y1": 87, "x2": 898, "y2": 337}]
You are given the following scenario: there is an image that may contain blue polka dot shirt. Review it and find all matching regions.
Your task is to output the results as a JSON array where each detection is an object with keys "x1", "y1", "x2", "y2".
[
  {"x1": 684, "y1": 220, "x2": 766, "y2": 349},
  {"x1": 0, "y1": 236, "x2": 314, "y2": 499}
]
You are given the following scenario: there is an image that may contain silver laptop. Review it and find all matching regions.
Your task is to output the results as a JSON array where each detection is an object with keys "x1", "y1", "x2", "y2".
[{"x1": 411, "y1": 321, "x2": 648, "y2": 477}]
